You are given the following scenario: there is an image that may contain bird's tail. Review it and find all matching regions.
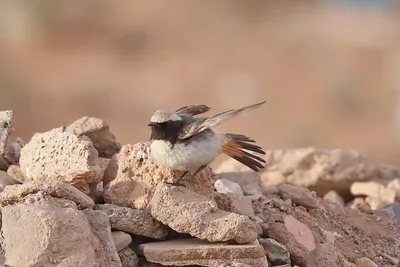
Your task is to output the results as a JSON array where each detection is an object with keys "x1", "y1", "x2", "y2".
[{"x1": 220, "y1": 133, "x2": 266, "y2": 172}]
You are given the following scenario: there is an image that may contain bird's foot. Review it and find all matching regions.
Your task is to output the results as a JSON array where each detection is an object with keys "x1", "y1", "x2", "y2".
[{"x1": 164, "y1": 180, "x2": 187, "y2": 188}]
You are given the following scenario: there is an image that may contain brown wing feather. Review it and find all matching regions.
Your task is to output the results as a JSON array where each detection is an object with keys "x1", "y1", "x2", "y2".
[
  {"x1": 221, "y1": 133, "x2": 266, "y2": 171},
  {"x1": 175, "y1": 104, "x2": 211, "y2": 117},
  {"x1": 178, "y1": 101, "x2": 266, "y2": 140}
]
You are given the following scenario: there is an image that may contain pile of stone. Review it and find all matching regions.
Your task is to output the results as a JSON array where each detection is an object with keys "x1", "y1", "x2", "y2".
[{"x1": 0, "y1": 110, "x2": 399, "y2": 267}]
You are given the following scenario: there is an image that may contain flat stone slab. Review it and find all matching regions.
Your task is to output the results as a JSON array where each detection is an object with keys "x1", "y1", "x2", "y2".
[{"x1": 138, "y1": 238, "x2": 268, "y2": 267}]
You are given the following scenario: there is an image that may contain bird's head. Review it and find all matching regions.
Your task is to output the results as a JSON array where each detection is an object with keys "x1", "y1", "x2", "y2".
[
  {"x1": 148, "y1": 110, "x2": 182, "y2": 127},
  {"x1": 148, "y1": 110, "x2": 183, "y2": 143}
]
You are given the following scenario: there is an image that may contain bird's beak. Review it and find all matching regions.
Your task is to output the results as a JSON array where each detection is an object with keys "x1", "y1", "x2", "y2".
[{"x1": 148, "y1": 122, "x2": 157, "y2": 127}]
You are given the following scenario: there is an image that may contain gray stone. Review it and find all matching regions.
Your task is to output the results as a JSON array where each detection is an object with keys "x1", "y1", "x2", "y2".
[{"x1": 259, "y1": 238, "x2": 290, "y2": 265}]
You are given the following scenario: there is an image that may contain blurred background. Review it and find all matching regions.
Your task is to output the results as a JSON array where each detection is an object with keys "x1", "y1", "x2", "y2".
[{"x1": 1, "y1": 0, "x2": 400, "y2": 167}]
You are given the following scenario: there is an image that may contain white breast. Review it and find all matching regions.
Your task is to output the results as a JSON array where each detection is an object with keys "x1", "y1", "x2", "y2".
[{"x1": 150, "y1": 130, "x2": 222, "y2": 172}]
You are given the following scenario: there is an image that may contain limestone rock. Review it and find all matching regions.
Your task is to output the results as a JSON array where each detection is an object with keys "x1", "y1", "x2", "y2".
[
  {"x1": 259, "y1": 238, "x2": 290, "y2": 265},
  {"x1": 68, "y1": 116, "x2": 122, "y2": 158},
  {"x1": 0, "y1": 181, "x2": 95, "y2": 210},
  {"x1": 355, "y1": 257, "x2": 379, "y2": 267},
  {"x1": 83, "y1": 209, "x2": 123, "y2": 267},
  {"x1": 2, "y1": 195, "x2": 108, "y2": 267},
  {"x1": 119, "y1": 246, "x2": 139, "y2": 267},
  {"x1": 306, "y1": 243, "x2": 349, "y2": 267},
  {"x1": 19, "y1": 127, "x2": 102, "y2": 193},
  {"x1": 103, "y1": 142, "x2": 214, "y2": 210},
  {"x1": 6, "y1": 165, "x2": 26, "y2": 183},
  {"x1": 138, "y1": 238, "x2": 268, "y2": 267},
  {"x1": 323, "y1": 190, "x2": 345, "y2": 206},
  {"x1": 94, "y1": 203, "x2": 168, "y2": 240},
  {"x1": 217, "y1": 148, "x2": 400, "y2": 198},
  {"x1": 277, "y1": 184, "x2": 319, "y2": 209},
  {"x1": 111, "y1": 231, "x2": 133, "y2": 252},
  {"x1": 214, "y1": 178, "x2": 244, "y2": 198},
  {"x1": 149, "y1": 183, "x2": 260, "y2": 244},
  {"x1": 215, "y1": 172, "x2": 263, "y2": 201},
  {"x1": 266, "y1": 215, "x2": 316, "y2": 266},
  {"x1": 376, "y1": 202, "x2": 400, "y2": 224}
]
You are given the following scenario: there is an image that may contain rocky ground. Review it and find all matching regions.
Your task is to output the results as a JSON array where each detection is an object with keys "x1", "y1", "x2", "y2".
[{"x1": 0, "y1": 110, "x2": 399, "y2": 267}]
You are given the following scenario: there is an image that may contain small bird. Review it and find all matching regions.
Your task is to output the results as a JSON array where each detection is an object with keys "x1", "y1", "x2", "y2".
[{"x1": 147, "y1": 101, "x2": 267, "y2": 186}]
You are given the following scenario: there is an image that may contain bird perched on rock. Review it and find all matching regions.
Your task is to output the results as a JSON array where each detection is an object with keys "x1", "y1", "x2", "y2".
[{"x1": 148, "y1": 101, "x2": 267, "y2": 186}]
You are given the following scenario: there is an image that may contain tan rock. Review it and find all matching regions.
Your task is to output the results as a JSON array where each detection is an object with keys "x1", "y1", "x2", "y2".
[
  {"x1": 0, "y1": 170, "x2": 19, "y2": 192},
  {"x1": 119, "y1": 246, "x2": 139, "y2": 267},
  {"x1": 94, "y1": 203, "x2": 168, "y2": 240},
  {"x1": 103, "y1": 142, "x2": 214, "y2": 210},
  {"x1": 6, "y1": 165, "x2": 26, "y2": 183},
  {"x1": 215, "y1": 172, "x2": 263, "y2": 201},
  {"x1": 262, "y1": 185, "x2": 279, "y2": 196},
  {"x1": 111, "y1": 231, "x2": 132, "y2": 252},
  {"x1": 83, "y1": 209, "x2": 123, "y2": 267},
  {"x1": 138, "y1": 238, "x2": 268, "y2": 267},
  {"x1": 19, "y1": 127, "x2": 102, "y2": 193},
  {"x1": 355, "y1": 257, "x2": 379, "y2": 267},
  {"x1": 365, "y1": 196, "x2": 392, "y2": 210},
  {"x1": 277, "y1": 184, "x2": 319, "y2": 209},
  {"x1": 259, "y1": 238, "x2": 290, "y2": 265},
  {"x1": 217, "y1": 148, "x2": 400, "y2": 198},
  {"x1": 0, "y1": 110, "x2": 14, "y2": 171},
  {"x1": 68, "y1": 116, "x2": 122, "y2": 158},
  {"x1": 149, "y1": 183, "x2": 260, "y2": 244},
  {"x1": 323, "y1": 190, "x2": 345, "y2": 206},
  {"x1": 267, "y1": 215, "x2": 315, "y2": 266},
  {"x1": 231, "y1": 196, "x2": 255, "y2": 217},
  {"x1": 351, "y1": 181, "x2": 396, "y2": 206},
  {"x1": 306, "y1": 243, "x2": 349, "y2": 267},
  {"x1": 2, "y1": 195, "x2": 108, "y2": 267},
  {"x1": 0, "y1": 180, "x2": 94, "y2": 209},
  {"x1": 387, "y1": 178, "x2": 400, "y2": 200}
]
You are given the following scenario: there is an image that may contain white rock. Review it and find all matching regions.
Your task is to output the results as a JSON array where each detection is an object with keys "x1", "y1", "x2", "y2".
[{"x1": 214, "y1": 178, "x2": 244, "y2": 198}]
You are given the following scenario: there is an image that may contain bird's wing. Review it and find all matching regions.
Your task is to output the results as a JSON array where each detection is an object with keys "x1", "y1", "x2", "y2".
[
  {"x1": 178, "y1": 101, "x2": 266, "y2": 140},
  {"x1": 175, "y1": 104, "x2": 211, "y2": 117}
]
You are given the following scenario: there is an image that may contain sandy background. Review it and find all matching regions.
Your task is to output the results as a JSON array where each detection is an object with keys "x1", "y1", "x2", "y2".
[{"x1": 1, "y1": 0, "x2": 400, "y2": 167}]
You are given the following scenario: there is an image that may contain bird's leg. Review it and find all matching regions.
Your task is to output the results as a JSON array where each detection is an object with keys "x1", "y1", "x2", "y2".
[
  {"x1": 164, "y1": 171, "x2": 189, "y2": 187},
  {"x1": 181, "y1": 165, "x2": 206, "y2": 183}
]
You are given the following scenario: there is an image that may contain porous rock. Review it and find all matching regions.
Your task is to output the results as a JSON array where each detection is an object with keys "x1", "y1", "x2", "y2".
[
  {"x1": 149, "y1": 183, "x2": 260, "y2": 244},
  {"x1": 0, "y1": 181, "x2": 94, "y2": 210},
  {"x1": 103, "y1": 142, "x2": 214, "y2": 210},
  {"x1": 306, "y1": 243, "x2": 349, "y2": 267},
  {"x1": 0, "y1": 110, "x2": 14, "y2": 171},
  {"x1": 83, "y1": 209, "x2": 123, "y2": 267},
  {"x1": 94, "y1": 203, "x2": 168, "y2": 240},
  {"x1": 323, "y1": 190, "x2": 345, "y2": 206},
  {"x1": 266, "y1": 215, "x2": 315, "y2": 266},
  {"x1": 6, "y1": 164, "x2": 26, "y2": 183},
  {"x1": 217, "y1": 148, "x2": 400, "y2": 198},
  {"x1": 215, "y1": 172, "x2": 263, "y2": 201},
  {"x1": 119, "y1": 246, "x2": 139, "y2": 267},
  {"x1": 19, "y1": 127, "x2": 102, "y2": 193},
  {"x1": 138, "y1": 238, "x2": 268, "y2": 267},
  {"x1": 68, "y1": 116, "x2": 121, "y2": 158},
  {"x1": 355, "y1": 257, "x2": 379, "y2": 267},
  {"x1": 2, "y1": 195, "x2": 108, "y2": 267},
  {"x1": 277, "y1": 184, "x2": 319, "y2": 209},
  {"x1": 259, "y1": 238, "x2": 290, "y2": 265}
]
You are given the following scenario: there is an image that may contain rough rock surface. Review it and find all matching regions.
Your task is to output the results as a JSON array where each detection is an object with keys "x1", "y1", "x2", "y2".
[
  {"x1": 323, "y1": 190, "x2": 345, "y2": 206},
  {"x1": 119, "y1": 246, "x2": 139, "y2": 267},
  {"x1": 68, "y1": 116, "x2": 121, "y2": 158},
  {"x1": 6, "y1": 164, "x2": 26, "y2": 183},
  {"x1": 83, "y1": 209, "x2": 123, "y2": 267},
  {"x1": 266, "y1": 215, "x2": 315, "y2": 266},
  {"x1": 103, "y1": 142, "x2": 214, "y2": 210},
  {"x1": 351, "y1": 181, "x2": 398, "y2": 209},
  {"x1": 217, "y1": 148, "x2": 399, "y2": 198},
  {"x1": 214, "y1": 178, "x2": 244, "y2": 198},
  {"x1": 259, "y1": 238, "x2": 290, "y2": 265},
  {"x1": 0, "y1": 110, "x2": 14, "y2": 171},
  {"x1": 138, "y1": 238, "x2": 268, "y2": 267},
  {"x1": 2, "y1": 195, "x2": 107, "y2": 267},
  {"x1": 306, "y1": 243, "x2": 350, "y2": 267},
  {"x1": 94, "y1": 203, "x2": 168, "y2": 239},
  {"x1": 215, "y1": 171, "x2": 263, "y2": 201},
  {"x1": 355, "y1": 257, "x2": 379, "y2": 267},
  {"x1": 277, "y1": 184, "x2": 319, "y2": 209},
  {"x1": 19, "y1": 127, "x2": 102, "y2": 193},
  {"x1": 0, "y1": 171, "x2": 19, "y2": 192},
  {"x1": 0, "y1": 181, "x2": 94, "y2": 209},
  {"x1": 149, "y1": 183, "x2": 260, "y2": 244}
]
